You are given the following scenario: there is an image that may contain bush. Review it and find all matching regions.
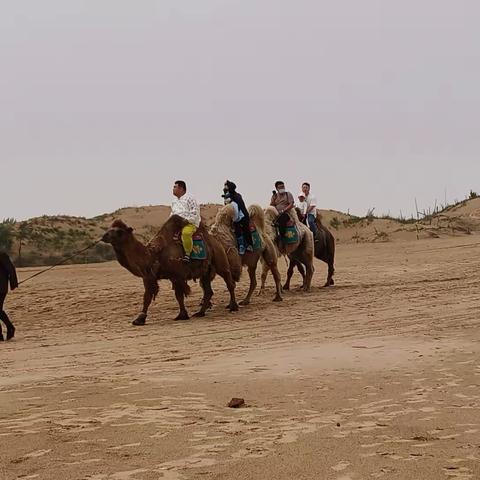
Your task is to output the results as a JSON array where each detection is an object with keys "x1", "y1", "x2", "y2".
[
  {"x1": 0, "y1": 219, "x2": 15, "y2": 253},
  {"x1": 330, "y1": 217, "x2": 340, "y2": 230}
]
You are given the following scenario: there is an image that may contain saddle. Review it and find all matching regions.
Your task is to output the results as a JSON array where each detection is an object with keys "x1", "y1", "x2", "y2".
[
  {"x1": 249, "y1": 223, "x2": 263, "y2": 251},
  {"x1": 282, "y1": 225, "x2": 299, "y2": 244},
  {"x1": 233, "y1": 222, "x2": 262, "y2": 254},
  {"x1": 274, "y1": 215, "x2": 299, "y2": 245},
  {"x1": 173, "y1": 230, "x2": 207, "y2": 260}
]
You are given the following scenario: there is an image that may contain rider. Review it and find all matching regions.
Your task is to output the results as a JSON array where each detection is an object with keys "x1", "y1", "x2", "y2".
[
  {"x1": 171, "y1": 180, "x2": 201, "y2": 263},
  {"x1": 223, "y1": 180, "x2": 254, "y2": 252},
  {"x1": 270, "y1": 181, "x2": 295, "y2": 237},
  {"x1": 223, "y1": 193, "x2": 248, "y2": 255},
  {"x1": 297, "y1": 193, "x2": 307, "y2": 219},
  {"x1": 301, "y1": 182, "x2": 318, "y2": 236}
]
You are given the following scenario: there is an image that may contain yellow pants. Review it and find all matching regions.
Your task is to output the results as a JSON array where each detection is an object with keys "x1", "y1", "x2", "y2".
[{"x1": 181, "y1": 224, "x2": 197, "y2": 256}]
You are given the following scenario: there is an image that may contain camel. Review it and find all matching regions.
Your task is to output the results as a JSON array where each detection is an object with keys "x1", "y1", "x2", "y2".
[
  {"x1": 0, "y1": 252, "x2": 17, "y2": 341},
  {"x1": 102, "y1": 216, "x2": 239, "y2": 325},
  {"x1": 260, "y1": 207, "x2": 315, "y2": 292},
  {"x1": 283, "y1": 209, "x2": 335, "y2": 289},
  {"x1": 210, "y1": 204, "x2": 282, "y2": 305}
]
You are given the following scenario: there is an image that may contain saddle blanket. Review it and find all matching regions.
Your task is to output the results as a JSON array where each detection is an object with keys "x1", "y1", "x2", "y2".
[
  {"x1": 281, "y1": 225, "x2": 299, "y2": 244},
  {"x1": 173, "y1": 231, "x2": 207, "y2": 260},
  {"x1": 249, "y1": 224, "x2": 263, "y2": 251}
]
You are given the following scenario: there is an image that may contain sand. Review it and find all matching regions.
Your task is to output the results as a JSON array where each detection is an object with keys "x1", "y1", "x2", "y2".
[{"x1": 1, "y1": 235, "x2": 480, "y2": 479}]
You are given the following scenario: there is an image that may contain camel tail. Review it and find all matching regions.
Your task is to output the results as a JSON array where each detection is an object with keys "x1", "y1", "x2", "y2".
[{"x1": 248, "y1": 204, "x2": 266, "y2": 232}]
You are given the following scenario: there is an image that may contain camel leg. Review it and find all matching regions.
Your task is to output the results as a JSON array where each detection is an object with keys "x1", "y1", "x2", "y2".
[
  {"x1": 317, "y1": 256, "x2": 335, "y2": 287},
  {"x1": 193, "y1": 275, "x2": 214, "y2": 318},
  {"x1": 326, "y1": 261, "x2": 335, "y2": 286},
  {"x1": 283, "y1": 259, "x2": 296, "y2": 291},
  {"x1": 240, "y1": 265, "x2": 257, "y2": 306},
  {"x1": 200, "y1": 298, "x2": 213, "y2": 310},
  {"x1": 294, "y1": 261, "x2": 307, "y2": 289},
  {"x1": 132, "y1": 277, "x2": 158, "y2": 326},
  {"x1": 259, "y1": 262, "x2": 270, "y2": 296},
  {"x1": 173, "y1": 281, "x2": 190, "y2": 320},
  {"x1": 217, "y1": 268, "x2": 239, "y2": 312},
  {"x1": 0, "y1": 315, "x2": 3, "y2": 341},
  {"x1": 269, "y1": 262, "x2": 283, "y2": 302},
  {"x1": 303, "y1": 262, "x2": 314, "y2": 292}
]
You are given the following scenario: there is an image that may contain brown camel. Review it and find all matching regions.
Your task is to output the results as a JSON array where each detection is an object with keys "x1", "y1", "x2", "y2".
[
  {"x1": 0, "y1": 252, "x2": 17, "y2": 341},
  {"x1": 210, "y1": 204, "x2": 282, "y2": 305},
  {"x1": 260, "y1": 206, "x2": 315, "y2": 292},
  {"x1": 283, "y1": 208, "x2": 336, "y2": 289},
  {"x1": 102, "y1": 216, "x2": 238, "y2": 325}
]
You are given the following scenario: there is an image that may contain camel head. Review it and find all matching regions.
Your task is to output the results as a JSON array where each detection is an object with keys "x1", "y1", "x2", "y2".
[{"x1": 102, "y1": 219, "x2": 134, "y2": 246}]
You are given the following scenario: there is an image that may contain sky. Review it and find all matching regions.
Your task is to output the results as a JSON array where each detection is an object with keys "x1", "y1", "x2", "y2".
[{"x1": 1, "y1": 0, "x2": 479, "y2": 220}]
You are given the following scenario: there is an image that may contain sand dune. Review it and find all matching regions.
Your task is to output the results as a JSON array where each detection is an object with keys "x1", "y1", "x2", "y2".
[{"x1": 1, "y1": 234, "x2": 480, "y2": 479}]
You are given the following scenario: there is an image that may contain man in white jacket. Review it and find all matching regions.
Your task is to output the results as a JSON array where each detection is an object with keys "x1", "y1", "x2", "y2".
[
  {"x1": 301, "y1": 182, "x2": 318, "y2": 236},
  {"x1": 171, "y1": 180, "x2": 201, "y2": 262}
]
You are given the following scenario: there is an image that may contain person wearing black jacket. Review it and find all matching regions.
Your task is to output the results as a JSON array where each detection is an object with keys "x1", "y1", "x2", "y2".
[{"x1": 223, "y1": 180, "x2": 254, "y2": 251}]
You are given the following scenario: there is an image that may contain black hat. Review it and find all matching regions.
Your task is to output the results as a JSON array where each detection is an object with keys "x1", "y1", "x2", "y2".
[{"x1": 225, "y1": 180, "x2": 237, "y2": 192}]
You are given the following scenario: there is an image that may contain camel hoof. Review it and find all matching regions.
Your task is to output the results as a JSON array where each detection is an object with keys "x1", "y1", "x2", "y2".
[
  {"x1": 239, "y1": 299, "x2": 250, "y2": 306},
  {"x1": 6, "y1": 326, "x2": 15, "y2": 340},
  {"x1": 193, "y1": 311, "x2": 206, "y2": 318},
  {"x1": 174, "y1": 313, "x2": 190, "y2": 321},
  {"x1": 282, "y1": 284, "x2": 290, "y2": 291},
  {"x1": 132, "y1": 314, "x2": 146, "y2": 326},
  {"x1": 273, "y1": 295, "x2": 283, "y2": 302},
  {"x1": 229, "y1": 302, "x2": 239, "y2": 312},
  {"x1": 0, "y1": 335, "x2": 4, "y2": 342}
]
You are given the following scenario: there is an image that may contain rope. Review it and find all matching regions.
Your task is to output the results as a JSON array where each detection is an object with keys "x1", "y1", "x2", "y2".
[
  {"x1": 18, "y1": 239, "x2": 102, "y2": 286},
  {"x1": 407, "y1": 240, "x2": 480, "y2": 254}
]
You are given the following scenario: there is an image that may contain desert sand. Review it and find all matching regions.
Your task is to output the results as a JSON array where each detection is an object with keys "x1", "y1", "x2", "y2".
[{"x1": 1, "y1": 234, "x2": 480, "y2": 479}]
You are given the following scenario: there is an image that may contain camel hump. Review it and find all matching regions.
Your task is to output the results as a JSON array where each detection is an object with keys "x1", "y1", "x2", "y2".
[
  {"x1": 248, "y1": 204, "x2": 266, "y2": 232},
  {"x1": 315, "y1": 211, "x2": 324, "y2": 226},
  {"x1": 265, "y1": 206, "x2": 278, "y2": 217},
  {"x1": 288, "y1": 207, "x2": 301, "y2": 225}
]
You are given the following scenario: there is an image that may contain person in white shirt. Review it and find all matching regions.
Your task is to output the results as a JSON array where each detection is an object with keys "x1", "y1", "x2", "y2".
[
  {"x1": 297, "y1": 193, "x2": 307, "y2": 218},
  {"x1": 301, "y1": 182, "x2": 318, "y2": 236},
  {"x1": 171, "y1": 180, "x2": 201, "y2": 262}
]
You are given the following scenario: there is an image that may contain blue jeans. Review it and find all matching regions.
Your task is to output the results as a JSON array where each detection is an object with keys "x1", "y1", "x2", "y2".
[{"x1": 306, "y1": 214, "x2": 318, "y2": 236}]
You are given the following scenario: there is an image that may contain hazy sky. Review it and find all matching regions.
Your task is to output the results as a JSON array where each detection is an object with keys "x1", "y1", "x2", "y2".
[{"x1": 1, "y1": 0, "x2": 479, "y2": 220}]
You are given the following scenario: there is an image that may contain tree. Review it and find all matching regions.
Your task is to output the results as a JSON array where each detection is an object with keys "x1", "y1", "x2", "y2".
[{"x1": 17, "y1": 221, "x2": 32, "y2": 266}]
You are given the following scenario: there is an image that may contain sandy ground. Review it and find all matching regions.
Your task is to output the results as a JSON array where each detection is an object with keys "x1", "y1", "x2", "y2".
[{"x1": 1, "y1": 235, "x2": 480, "y2": 480}]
